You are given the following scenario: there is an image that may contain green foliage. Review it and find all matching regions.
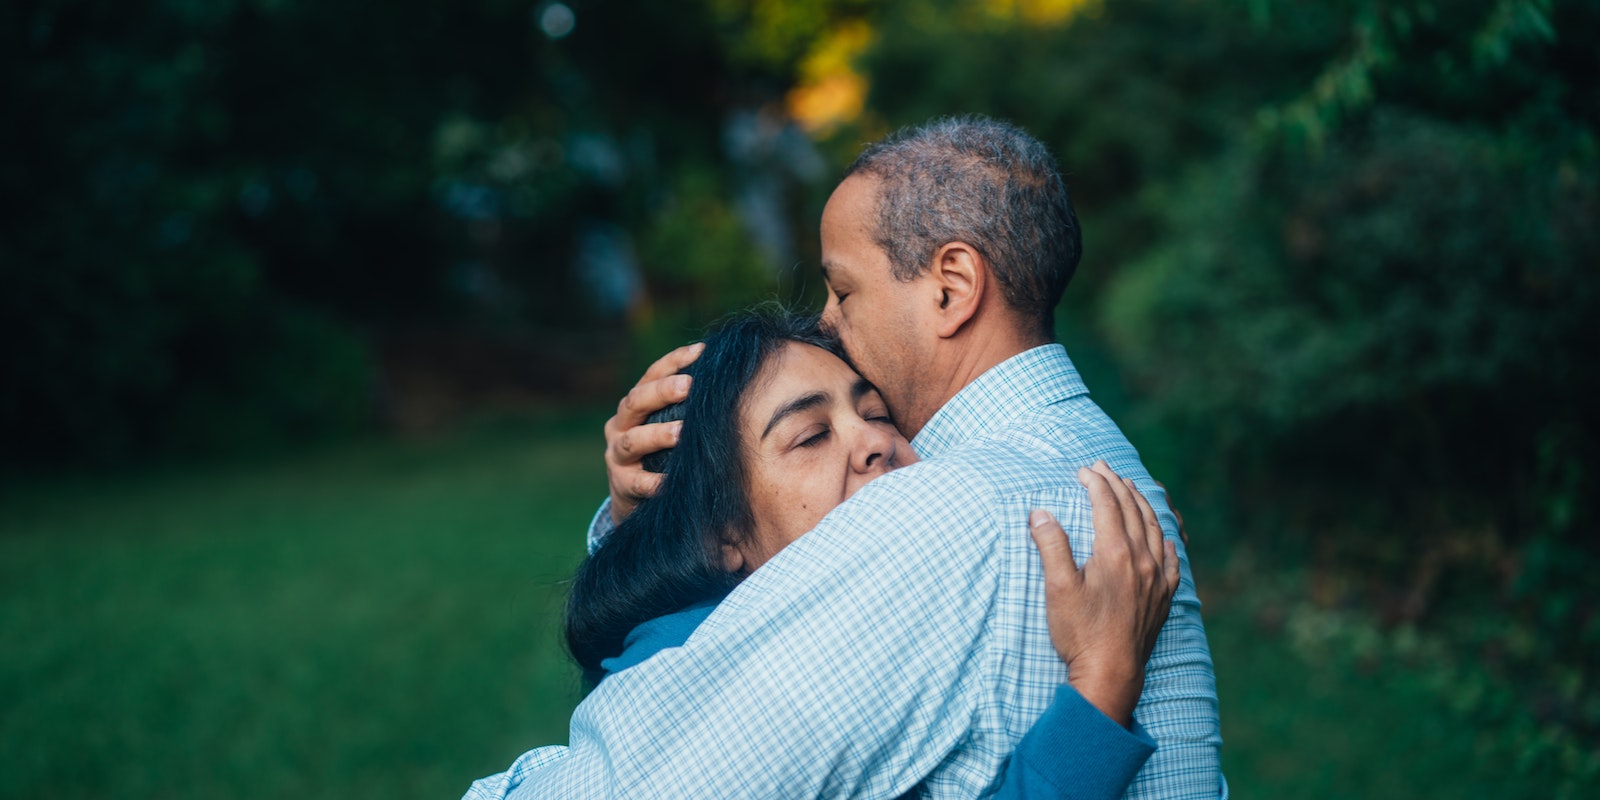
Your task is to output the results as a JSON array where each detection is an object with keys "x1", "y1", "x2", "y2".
[
  {"x1": 1209, "y1": 577, "x2": 1599, "y2": 799},
  {"x1": 1087, "y1": 0, "x2": 1600, "y2": 784},
  {"x1": 3, "y1": 0, "x2": 791, "y2": 463},
  {"x1": 1256, "y1": 0, "x2": 1566, "y2": 149},
  {"x1": 637, "y1": 168, "x2": 777, "y2": 315},
  {"x1": 706, "y1": 0, "x2": 871, "y2": 72},
  {"x1": 1104, "y1": 111, "x2": 1596, "y2": 429}
]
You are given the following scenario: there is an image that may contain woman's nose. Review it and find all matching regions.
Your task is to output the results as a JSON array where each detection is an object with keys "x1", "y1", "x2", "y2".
[{"x1": 850, "y1": 419, "x2": 896, "y2": 473}]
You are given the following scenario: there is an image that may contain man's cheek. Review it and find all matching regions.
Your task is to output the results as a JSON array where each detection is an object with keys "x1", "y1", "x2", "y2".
[{"x1": 839, "y1": 331, "x2": 860, "y2": 359}]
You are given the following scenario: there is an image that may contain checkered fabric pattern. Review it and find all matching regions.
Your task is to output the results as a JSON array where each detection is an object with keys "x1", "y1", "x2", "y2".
[{"x1": 469, "y1": 344, "x2": 1224, "y2": 799}]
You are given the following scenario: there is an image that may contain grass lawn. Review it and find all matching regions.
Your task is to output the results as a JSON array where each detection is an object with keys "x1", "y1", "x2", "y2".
[
  {"x1": 0, "y1": 413, "x2": 1525, "y2": 798},
  {"x1": 2, "y1": 416, "x2": 601, "y2": 799}
]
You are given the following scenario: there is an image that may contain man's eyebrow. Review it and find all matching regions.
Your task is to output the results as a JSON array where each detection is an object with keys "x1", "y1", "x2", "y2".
[
  {"x1": 819, "y1": 263, "x2": 831, "y2": 282},
  {"x1": 761, "y1": 391, "x2": 830, "y2": 441}
]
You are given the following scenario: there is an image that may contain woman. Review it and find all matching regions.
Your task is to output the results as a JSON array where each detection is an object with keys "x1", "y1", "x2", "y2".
[
  {"x1": 566, "y1": 311, "x2": 916, "y2": 678},
  {"x1": 469, "y1": 309, "x2": 1178, "y2": 799}
]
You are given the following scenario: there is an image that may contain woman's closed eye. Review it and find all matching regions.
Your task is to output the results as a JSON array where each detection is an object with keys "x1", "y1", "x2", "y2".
[
  {"x1": 796, "y1": 426, "x2": 831, "y2": 448},
  {"x1": 859, "y1": 400, "x2": 893, "y2": 424}
]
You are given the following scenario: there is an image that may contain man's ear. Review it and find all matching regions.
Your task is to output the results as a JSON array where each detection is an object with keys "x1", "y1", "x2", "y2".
[{"x1": 929, "y1": 241, "x2": 984, "y2": 338}]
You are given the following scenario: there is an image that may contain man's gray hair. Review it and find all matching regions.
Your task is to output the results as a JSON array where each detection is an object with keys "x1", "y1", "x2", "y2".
[{"x1": 843, "y1": 116, "x2": 1081, "y2": 336}]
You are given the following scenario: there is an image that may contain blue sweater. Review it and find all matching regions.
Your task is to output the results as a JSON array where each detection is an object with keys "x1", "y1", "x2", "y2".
[{"x1": 601, "y1": 598, "x2": 1157, "y2": 799}]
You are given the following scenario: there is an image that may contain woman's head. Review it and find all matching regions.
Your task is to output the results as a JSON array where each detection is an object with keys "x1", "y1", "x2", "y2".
[
  {"x1": 725, "y1": 337, "x2": 913, "y2": 571},
  {"x1": 565, "y1": 308, "x2": 914, "y2": 675}
]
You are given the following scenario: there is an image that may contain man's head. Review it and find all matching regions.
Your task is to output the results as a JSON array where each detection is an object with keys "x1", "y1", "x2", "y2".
[{"x1": 819, "y1": 116, "x2": 1081, "y2": 437}]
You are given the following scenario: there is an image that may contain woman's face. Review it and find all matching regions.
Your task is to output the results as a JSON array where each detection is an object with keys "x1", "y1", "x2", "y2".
[{"x1": 730, "y1": 342, "x2": 917, "y2": 573}]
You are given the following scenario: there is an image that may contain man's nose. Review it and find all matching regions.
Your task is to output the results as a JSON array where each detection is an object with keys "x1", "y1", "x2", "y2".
[{"x1": 819, "y1": 297, "x2": 840, "y2": 335}]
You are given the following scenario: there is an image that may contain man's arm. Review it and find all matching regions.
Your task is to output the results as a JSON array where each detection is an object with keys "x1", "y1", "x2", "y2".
[
  {"x1": 551, "y1": 465, "x2": 1217, "y2": 798},
  {"x1": 584, "y1": 498, "x2": 614, "y2": 555},
  {"x1": 521, "y1": 460, "x2": 1007, "y2": 797},
  {"x1": 1110, "y1": 475, "x2": 1225, "y2": 799},
  {"x1": 463, "y1": 747, "x2": 570, "y2": 800},
  {"x1": 539, "y1": 471, "x2": 1174, "y2": 800}
]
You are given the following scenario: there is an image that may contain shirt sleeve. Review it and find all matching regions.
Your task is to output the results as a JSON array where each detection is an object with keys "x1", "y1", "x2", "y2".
[
  {"x1": 1119, "y1": 480, "x2": 1225, "y2": 800},
  {"x1": 585, "y1": 498, "x2": 614, "y2": 555},
  {"x1": 993, "y1": 685, "x2": 1156, "y2": 800},
  {"x1": 462, "y1": 746, "x2": 571, "y2": 800},
  {"x1": 504, "y1": 459, "x2": 1003, "y2": 797}
]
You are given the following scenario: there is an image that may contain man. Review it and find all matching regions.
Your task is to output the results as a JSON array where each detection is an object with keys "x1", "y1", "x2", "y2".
[{"x1": 483, "y1": 117, "x2": 1223, "y2": 797}]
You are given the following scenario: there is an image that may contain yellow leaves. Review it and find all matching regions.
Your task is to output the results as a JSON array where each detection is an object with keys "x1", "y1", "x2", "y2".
[
  {"x1": 786, "y1": 73, "x2": 868, "y2": 137},
  {"x1": 981, "y1": 0, "x2": 1101, "y2": 27},
  {"x1": 779, "y1": 0, "x2": 1101, "y2": 137},
  {"x1": 785, "y1": 20, "x2": 875, "y2": 136}
]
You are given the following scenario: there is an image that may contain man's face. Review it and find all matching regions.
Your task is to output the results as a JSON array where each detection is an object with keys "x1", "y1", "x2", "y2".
[{"x1": 819, "y1": 174, "x2": 935, "y2": 436}]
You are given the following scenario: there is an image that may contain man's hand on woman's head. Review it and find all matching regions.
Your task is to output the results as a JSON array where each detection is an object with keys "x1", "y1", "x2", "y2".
[
  {"x1": 1029, "y1": 461, "x2": 1181, "y2": 729},
  {"x1": 603, "y1": 342, "x2": 703, "y2": 523}
]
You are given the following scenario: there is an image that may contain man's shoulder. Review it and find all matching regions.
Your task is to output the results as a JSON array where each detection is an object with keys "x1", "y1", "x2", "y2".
[
  {"x1": 822, "y1": 455, "x2": 1004, "y2": 529},
  {"x1": 791, "y1": 396, "x2": 1130, "y2": 556},
  {"x1": 809, "y1": 434, "x2": 1075, "y2": 538}
]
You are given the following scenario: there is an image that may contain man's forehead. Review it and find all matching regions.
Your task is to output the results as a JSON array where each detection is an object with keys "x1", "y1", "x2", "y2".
[
  {"x1": 823, "y1": 174, "x2": 880, "y2": 230},
  {"x1": 819, "y1": 258, "x2": 860, "y2": 285}
]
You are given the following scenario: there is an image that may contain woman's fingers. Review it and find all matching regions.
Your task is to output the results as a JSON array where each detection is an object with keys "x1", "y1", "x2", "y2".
[
  {"x1": 1078, "y1": 466, "x2": 1128, "y2": 560},
  {"x1": 1056, "y1": 464, "x2": 1163, "y2": 729},
  {"x1": 1029, "y1": 509, "x2": 1081, "y2": 592},
  {"x1": 1092, "y1": 462, "x2": 1142, "y2": 557},
  {"x1": 1089, "y1": 462, "x2": 1171, "y2": 574},
  {"x1": 1128, "y1": 479, "x2": 1165, "y2": 563}
]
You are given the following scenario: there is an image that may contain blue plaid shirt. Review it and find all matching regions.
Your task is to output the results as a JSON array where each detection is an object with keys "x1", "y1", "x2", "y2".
[{"x1": 467, "y1": 344, "x2": 1224, "y2": 798}]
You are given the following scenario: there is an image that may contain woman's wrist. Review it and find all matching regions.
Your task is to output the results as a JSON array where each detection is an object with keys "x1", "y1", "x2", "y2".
[{"x1": 1066, "y1": 656, "x2": 1143, "y2": 729}]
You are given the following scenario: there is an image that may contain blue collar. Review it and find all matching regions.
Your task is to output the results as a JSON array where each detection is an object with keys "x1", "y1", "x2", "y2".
[{"x1": 599, "y1": 596, "x2": 724, "y2": 677}]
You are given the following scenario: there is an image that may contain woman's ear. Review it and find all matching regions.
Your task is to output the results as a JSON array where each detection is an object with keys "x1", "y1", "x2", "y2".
[{"x1": 721, "y1": 541, "x2": 746, "y2": 574}]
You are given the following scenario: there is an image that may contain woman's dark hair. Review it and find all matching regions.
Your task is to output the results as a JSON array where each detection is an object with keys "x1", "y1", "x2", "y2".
[{"x1": 564, "y1": 307, "x2": 840, "y2": 678}]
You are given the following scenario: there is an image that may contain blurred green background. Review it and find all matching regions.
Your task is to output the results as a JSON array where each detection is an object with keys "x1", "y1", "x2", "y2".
[{"x1": 3, "y1": 0, "x2": 1596, "y2": 797}]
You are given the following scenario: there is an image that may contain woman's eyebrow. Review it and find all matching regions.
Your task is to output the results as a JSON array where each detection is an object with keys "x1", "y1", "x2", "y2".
[
  {"x1": 851, "y1": 378, "x2": 873, "y2": 402},
  {"x1": 761, "y1": 391, "x2": 830, "y2": 440}
]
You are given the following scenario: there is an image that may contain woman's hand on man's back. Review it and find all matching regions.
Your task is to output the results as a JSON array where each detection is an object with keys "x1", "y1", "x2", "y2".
[{"x1": 1029, "y1": 461, "x2": 1181, "y2": 729}]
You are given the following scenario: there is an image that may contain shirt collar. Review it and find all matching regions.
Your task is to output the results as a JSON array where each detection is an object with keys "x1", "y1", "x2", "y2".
[{"x1": 910, "y1": 344, "x2": 1090, "y2": 459}]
